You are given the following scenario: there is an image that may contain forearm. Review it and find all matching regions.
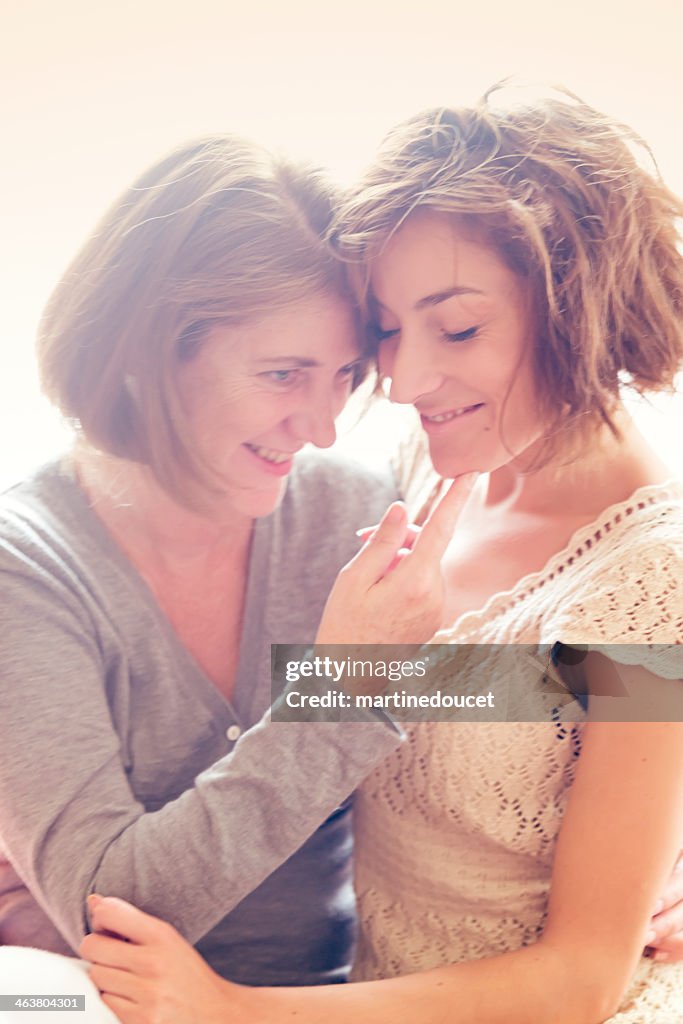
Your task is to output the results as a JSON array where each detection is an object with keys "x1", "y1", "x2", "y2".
[
  {"x1": 2, "y1": 701, "x2": 399, "y2": 952},
  {"x1": 86, "y1": 715, "x2": 400, "y2": 944},
  {"x1": 1, "y1": 591, "x2": 402, "y2": 952},
  {"x1": 249, "y1": 940, "x2": 616, "y2": 1024}
]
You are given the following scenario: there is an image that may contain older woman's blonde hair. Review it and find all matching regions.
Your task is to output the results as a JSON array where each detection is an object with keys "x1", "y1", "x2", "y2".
[
  {"x1": 331, "y1": 84, "x2": 683, "y2": 469},
  {"x1": 38, "y1": 136, "x2": 359, "y2": 504}
]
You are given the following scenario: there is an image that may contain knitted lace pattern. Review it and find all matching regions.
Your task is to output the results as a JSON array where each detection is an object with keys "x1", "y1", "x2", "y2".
[{"x1": 352, "y1": 480, "x2": 683, "y2": 1022}]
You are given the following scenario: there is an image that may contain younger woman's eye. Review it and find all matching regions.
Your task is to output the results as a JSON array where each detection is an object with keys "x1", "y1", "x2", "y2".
[{"x1": 442, "y1": 326, "x2": 479, "y2": 343}]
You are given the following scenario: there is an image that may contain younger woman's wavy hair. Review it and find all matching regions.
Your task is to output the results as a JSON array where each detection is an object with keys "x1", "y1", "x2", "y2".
[
  {"x1": 331, "y1": 84, "x2": 683, "y2": 468},
  {"x1": 38, "y1": 136, "x2": 361, "y2": 504}
]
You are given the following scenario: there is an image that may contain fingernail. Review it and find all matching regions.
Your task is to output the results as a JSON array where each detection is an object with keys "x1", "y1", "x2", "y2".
[
  {"x1": 87, "y1": 894, "x2": 102, "y2": 909},
  {"x1": 645, "y1": 930, "x2": 657, "y2": 945},
  {"x1": 355, "y1": 526, "x2": 374, "y2": 537},
  {"x1": 653, "y1": 900, "x2": 665, "y2": 916}
]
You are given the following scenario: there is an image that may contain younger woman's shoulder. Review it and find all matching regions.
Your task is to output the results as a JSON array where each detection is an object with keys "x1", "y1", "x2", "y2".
[
  {"x1": 598, "y1": 477, "x2": 683, "y2": 564},
  {"x1": 555, "y1": 479, "x2": 683, "y2": 650}
]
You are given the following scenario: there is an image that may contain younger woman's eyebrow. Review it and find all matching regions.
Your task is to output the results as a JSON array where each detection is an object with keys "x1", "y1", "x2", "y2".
[
  {"x1": 414, "y1": 286, "x2": 485, "y2": 309},
  {"x1": 372, "y1": 285, "x2": 485, "y2": 313}
]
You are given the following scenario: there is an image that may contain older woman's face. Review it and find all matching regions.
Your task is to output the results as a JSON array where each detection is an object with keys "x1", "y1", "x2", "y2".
[
  {"x1": 370, "y1": 210, "x2": 544, "y2": 479},
  {"x1": 176, "y1": 293, "x2": 363, "y2": 518}
]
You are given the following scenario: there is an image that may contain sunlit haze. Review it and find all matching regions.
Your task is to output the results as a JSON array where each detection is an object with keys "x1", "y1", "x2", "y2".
[{"x1": 2, "y1": 0, "x2": 682, "y2": 486}]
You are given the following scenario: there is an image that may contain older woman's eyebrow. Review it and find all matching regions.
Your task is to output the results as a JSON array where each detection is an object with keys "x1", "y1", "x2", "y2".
[{"x1": 253, "y1": 356, "x2": 321, "y2": 367}]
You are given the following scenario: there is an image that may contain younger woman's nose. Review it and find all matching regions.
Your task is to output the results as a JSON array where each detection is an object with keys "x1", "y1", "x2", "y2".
[{"x1": 381, "y1": 336, "x2": 443, "y2": 406}]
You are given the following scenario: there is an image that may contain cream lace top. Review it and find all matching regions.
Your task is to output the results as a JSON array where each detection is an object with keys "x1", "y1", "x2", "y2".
[{"x1": 352, "y1": 474, "x2": 683, "y2": 1022}]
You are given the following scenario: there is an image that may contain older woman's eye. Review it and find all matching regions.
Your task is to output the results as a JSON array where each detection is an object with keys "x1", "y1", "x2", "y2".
[
  {"x1": 371, "y1": 324, "x2": 399, "y2": 342},
  {"x1": 262, "y1": 369, "x2": 302, "y2": 387},
  {"x1": 442, "y1": 326, "x2": 479, "y2": 343},
  {"x1": 339, "y1": 359, "x2": 366, "y2": 379}
]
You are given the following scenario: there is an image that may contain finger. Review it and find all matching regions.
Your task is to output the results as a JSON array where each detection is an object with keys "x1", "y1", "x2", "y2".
[
  {"x1": 356, "y1": 523, "x2": 421, "y2": 548},
  {"x1": 80, "y1": 932, "x2": 142, "y2": 970},
  {"x1": 649, "y1": 932, "x2": 683, "y2": 955},
  {"x1": 346, "y1": 502, "x2": 409, "y2": 586},
  {"x1": 89, "y1": 895, "x2": 171, "y2": 946},
  {"x1": 647, "y1": 934, "x2": 683, "y2": 963},
  {"x1": 648, "y1": 902, "x2": 683, "y2": 944},
  {"x1": 410, "y1": 474, "x2": 477, "y2": 566},
  {"x1": 100, "y1": 991, "x2": 141, "y2": 1024},
  {"x1": 651, "y1": 866, "x2": 683, "y2": 918},
  {"x1": 89, "y1": 963, "x2": 143, "y2": 1000},
  {"x1": 381, "y1": 547, "x2": 412, "y2": 577}
]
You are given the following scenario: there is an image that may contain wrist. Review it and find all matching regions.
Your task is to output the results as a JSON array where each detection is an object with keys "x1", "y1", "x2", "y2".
[{"x1": 233, "y1": 983, "x2": 284, "y2": 1024}]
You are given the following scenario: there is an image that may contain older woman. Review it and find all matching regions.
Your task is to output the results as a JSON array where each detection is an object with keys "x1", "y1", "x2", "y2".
[
  {"x1": 82, "y1": 88, "x2": 683, "y2": 1023},
  {"x1": 0, "y1": 136, "x2": 416, "y2": 990}
]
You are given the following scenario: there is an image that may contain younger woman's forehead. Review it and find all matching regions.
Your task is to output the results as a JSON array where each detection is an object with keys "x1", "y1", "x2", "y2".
[{"x1": 369, "y1": 214, "x2": 524, "y2": 314}]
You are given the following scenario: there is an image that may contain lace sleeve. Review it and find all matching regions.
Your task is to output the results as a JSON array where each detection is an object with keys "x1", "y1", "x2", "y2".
[
  {"x1": 554, "y1": 529, "x2": 683, "y2": 679},
  {"x1": 585, "y1": 644, "x2": 682, "y2": 679}
]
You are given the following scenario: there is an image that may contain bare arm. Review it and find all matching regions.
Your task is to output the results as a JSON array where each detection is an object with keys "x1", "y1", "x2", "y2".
[
  {"x1": 83, "y1": 656, "x2": 683, "y2": 1024},
  {"x1": 255, "y1": 668, "x2": 683, "y2": 1024}
]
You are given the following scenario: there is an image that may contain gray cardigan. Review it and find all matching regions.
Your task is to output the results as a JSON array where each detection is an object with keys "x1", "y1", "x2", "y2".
[{"x1": 0, "y1": 450, "x2": 401, "y2": 984}]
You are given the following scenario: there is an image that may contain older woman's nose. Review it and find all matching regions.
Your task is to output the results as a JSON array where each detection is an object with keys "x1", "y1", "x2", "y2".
[{"x1": 288, "y1": 397, "x2": 337, "y2": 449}]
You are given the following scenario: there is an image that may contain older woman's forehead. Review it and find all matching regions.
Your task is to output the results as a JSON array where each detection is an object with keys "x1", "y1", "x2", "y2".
[{"x1": 201, "y1": 295, "x2": 360, "y2": 362}]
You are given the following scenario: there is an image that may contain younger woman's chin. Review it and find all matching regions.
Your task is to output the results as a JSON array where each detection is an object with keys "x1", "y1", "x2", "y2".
[{"x1": 427, "y1": 449, "x2": 484, "y2": 480}]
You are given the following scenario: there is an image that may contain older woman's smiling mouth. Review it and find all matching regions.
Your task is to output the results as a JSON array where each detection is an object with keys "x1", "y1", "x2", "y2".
[{"x1": 243, "y1": 443, "x2": 301, "y2": 475}]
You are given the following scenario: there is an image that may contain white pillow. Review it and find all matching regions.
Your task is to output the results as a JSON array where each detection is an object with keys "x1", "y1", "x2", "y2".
[{"x1": 0, "y1": 947, "x2": 117, "y2": 1023}]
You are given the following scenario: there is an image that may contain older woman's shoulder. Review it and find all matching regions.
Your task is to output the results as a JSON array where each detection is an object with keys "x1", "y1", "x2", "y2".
[
  {"x1": 286, "y1": 449, "x2": 398, "y2": 513},
  {"x1": 0, "y1": 458, "x2": 84, "y2": 564},
  {"x1": 263, "y1": 451, "x2": 398, "y2": 611},
  {"x1": 0, "y1": 458, "x2": 106, "y2": 642},
  {"x1": 268, "y1": 450, "x2": 397, "y2": 574}
]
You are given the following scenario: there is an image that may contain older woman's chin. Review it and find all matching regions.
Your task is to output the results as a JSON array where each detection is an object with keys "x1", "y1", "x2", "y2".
[{"x1": 213, "y1": 476, "x2": 291, "y2": 521}]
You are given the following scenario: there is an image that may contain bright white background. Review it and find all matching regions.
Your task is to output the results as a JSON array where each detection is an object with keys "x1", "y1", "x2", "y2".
[{"x1": 2, "y1": 0, "x2": 682, "y2": 487}]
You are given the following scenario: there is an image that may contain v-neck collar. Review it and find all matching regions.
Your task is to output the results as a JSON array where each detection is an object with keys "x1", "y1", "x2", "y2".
[{"x1": 50, "y1": 454, "x2": 274, "y2": 730}]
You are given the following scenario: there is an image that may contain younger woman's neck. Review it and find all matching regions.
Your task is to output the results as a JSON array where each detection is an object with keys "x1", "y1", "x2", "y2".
[
  {"x1": 482, "y1": 407, "x2": 673, "y2": 519},
  {"x1": 72, "y1": 444, "x2": 253, "y2": 570}
]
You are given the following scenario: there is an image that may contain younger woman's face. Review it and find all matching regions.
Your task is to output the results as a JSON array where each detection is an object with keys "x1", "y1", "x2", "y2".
[{"x1": 370, "y1": 210, "x2": 545, "y2": 479}]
